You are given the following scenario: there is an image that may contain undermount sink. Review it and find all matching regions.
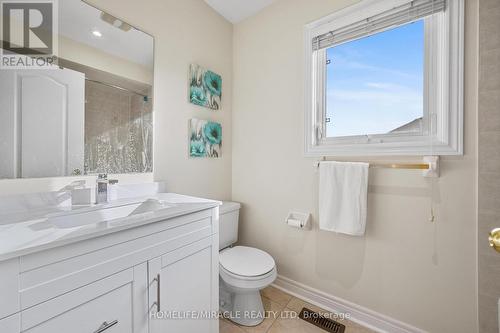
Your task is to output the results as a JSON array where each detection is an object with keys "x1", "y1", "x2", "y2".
[{"x1": 49, "y1": 199, "x2": 173, "y2": 229}]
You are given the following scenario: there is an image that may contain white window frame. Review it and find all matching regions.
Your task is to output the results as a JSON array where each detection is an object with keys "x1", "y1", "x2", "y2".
[{"x1": 304, "y1": 0, "x2": 464, "y2": 156}]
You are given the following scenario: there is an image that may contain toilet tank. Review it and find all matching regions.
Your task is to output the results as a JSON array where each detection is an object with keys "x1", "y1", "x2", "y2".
[{"x1": 219, "y1": 201, "x2": 241, "y2": 250}]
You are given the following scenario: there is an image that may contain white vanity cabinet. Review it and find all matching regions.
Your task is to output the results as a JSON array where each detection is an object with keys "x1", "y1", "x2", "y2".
[{"x1": 0, "y1": 205, "x2": 219, "y2": 333}]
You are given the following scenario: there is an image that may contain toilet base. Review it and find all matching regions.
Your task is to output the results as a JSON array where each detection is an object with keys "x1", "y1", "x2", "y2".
[
  {"x1": 220, "y1": 279, "x2": 267, "y2": 327},
  {"x1": 230, "y1": 290, "x2": 265, "y2": 326}
]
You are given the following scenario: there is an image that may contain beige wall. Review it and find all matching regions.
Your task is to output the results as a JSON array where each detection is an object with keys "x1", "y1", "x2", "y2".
[
  {"x1": 86, "y1": 0, "x2": 233, "y2": 201},
  {"x1": 232, "y1": 0, "x2": 478, "y2": 332},
  {"x1": 478, "y1": 0, "x2": 500, "y2": 332},
  {"x1": 0, "y1": 0, "x2": 233, "y2": 200}
]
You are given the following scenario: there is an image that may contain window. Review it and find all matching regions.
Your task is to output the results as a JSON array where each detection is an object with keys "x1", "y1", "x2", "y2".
[
  {"x1": 326, "y1": 20, "x2": 424, "y2": 137},
  {"x1": 304, "y1": 0, "x2": 464, "y2": 156}
]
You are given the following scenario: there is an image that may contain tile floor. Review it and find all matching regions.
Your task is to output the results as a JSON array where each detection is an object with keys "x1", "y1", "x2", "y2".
[{"x1": 220, "y1": 286, "x2": 377, "y2": 333}]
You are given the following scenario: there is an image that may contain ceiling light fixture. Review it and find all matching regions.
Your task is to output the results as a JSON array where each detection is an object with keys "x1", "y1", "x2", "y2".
[
  {"x1": 100, "y1": 12, "x2": 132, "y2": 32},
  {"x1": 92, "y1": 30, "x2": 102, "y2": 38}
]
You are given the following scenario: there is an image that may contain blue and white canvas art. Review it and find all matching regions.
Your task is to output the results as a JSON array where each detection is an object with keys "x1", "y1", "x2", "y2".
[
  {"x1": 189, "y1": 119, "x2": 222, "y2": 158},
  {"x1": 189, "y1": 64, "x2": 222, "y2": 110}
]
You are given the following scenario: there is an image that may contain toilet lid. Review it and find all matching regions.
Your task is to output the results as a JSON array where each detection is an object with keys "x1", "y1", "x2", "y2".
[{"x1": 220, "y1": 246, "x2": 275, "y2": 277}]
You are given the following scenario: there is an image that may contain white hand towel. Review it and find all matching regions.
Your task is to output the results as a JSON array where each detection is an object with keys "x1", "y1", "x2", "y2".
[{"x1": 319, "y1": 161, "x2": 369, "y2": 236}]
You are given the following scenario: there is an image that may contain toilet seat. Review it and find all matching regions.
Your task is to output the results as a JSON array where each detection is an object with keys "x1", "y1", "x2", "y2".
[
  {"x1": 219, "y1": 246, "x2": 277, "y2": 290},
  {"x1": 220, "y1": 264, "x2": 277, "y2": 290},
  {"x1": 220, "y1": 246, "x2": 275, "y2": 277}
]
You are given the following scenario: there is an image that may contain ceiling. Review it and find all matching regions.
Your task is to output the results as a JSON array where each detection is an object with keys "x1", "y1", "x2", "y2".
[
  {"x1": 59, "y1": 0, "x2": 153, "y2": 68},
  {"x1": 204, "y1": 0, "x2": 275, "y2": 23}
]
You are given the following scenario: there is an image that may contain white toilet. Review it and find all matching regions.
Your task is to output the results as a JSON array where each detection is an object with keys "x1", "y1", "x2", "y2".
[{"x1": 218, "y1": 201, "x2": 277, "y2": 326}]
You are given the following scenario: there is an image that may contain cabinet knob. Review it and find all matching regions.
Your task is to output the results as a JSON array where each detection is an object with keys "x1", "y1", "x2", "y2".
[{"x1": 489, "y1": 228, "x2": 500, "y2": 253}]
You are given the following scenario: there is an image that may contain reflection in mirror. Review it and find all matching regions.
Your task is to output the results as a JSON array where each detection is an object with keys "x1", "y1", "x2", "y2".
[{"x1": 0, "y1": 0, "x2": 154, "y2": 179}]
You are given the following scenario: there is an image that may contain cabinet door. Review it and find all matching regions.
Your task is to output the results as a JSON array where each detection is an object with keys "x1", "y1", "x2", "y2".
[
  {"x1": 149, "y1": 236, "x2": 218, "y2": 333},
  {"x1": 0, "y1": 313, "x2": 20, "y2": 333},
  {"x1": 21, "y1": 264, "x2": 148, "y2": 333}
]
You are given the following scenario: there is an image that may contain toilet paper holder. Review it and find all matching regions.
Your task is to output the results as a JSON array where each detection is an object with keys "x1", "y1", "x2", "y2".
[{"x1": 285, "y1": 211, "x2": 311, "y2": 229}]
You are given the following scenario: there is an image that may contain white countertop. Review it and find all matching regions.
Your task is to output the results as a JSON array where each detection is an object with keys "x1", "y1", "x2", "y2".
[{"x1": 0, "y1": 193, "x2": 220, "y2": 262}]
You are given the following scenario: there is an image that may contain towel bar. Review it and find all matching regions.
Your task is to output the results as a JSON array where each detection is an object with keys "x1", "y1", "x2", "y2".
[{"x1": 316, "y1": 156, "x2": 439, "y2": 177}]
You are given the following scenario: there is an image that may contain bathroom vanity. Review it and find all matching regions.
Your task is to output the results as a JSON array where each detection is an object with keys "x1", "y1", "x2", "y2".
[{"x1": 0, "y1": 193, "x2": 220, "y2": 333}]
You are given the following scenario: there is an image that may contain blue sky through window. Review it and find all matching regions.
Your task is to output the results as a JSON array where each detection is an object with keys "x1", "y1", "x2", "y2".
[{"x1": 325, "y1": 20, "x2": 424, "y2": 137}]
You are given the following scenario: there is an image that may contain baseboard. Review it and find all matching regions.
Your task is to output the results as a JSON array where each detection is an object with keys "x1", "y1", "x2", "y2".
[{"x1": 272, "y1": 275, "x2": 426, "y2": 333}]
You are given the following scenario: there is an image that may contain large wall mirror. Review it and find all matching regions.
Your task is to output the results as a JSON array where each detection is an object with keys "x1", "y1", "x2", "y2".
[{"x1": 0, "y1": 0, "x2": 154, "y2": 179}]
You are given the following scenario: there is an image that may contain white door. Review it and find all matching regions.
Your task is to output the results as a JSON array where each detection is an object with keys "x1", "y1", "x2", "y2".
[
  {"x1": 0, "y1": 67, "x2": 85, "y2": 178},
  {"x1": 478, "y1": 1, "x2": 500, "y2": 332},
  {"x1": 149, "y1": 237, "x2": 218, "y2": 333}
]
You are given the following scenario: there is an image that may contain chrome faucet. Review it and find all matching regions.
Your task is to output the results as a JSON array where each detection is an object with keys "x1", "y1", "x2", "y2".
[{"x1": 95, "y1": 174, "x2": 118, "y2": 204}]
